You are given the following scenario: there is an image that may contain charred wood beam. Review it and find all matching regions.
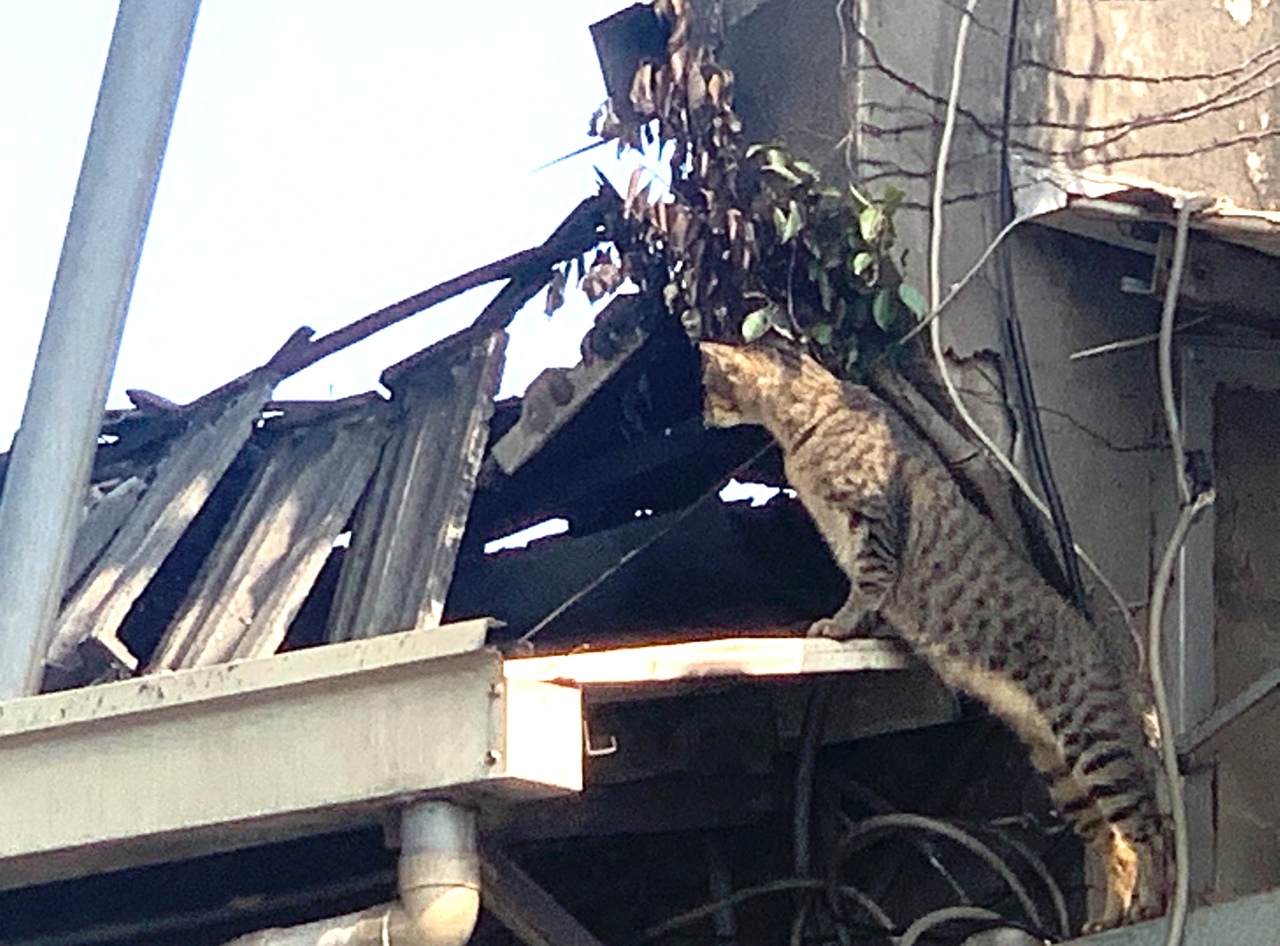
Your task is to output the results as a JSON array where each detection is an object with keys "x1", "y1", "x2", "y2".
[
  {"x1": 473, "y1": 420, "x2": 769, "y2": 544},
  {"x1": 44, "y1": 372, "x2": 277, "y2": 684},
  {"x1": 148, "y1": 405, "x2": 389, "y2": 670},
  {"x1": 487, "y1": 773, "x2": 778, "y2": 845},
  {"x1": 480, "y1": 842, "x2": 608, "y2": 946},
  {"x1": 268, "y1": 188, "x2": 619, "y2": 380}
]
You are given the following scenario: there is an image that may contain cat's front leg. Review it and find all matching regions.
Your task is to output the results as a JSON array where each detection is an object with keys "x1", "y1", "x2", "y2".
[{"x1": 808, "y1": 506, "x2": 899, "y2": 640}]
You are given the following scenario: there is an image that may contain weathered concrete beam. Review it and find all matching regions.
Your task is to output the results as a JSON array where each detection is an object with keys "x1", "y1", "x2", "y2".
[{"x1": 1065, "y1": 888, "x2": 1280, "y2": 946}]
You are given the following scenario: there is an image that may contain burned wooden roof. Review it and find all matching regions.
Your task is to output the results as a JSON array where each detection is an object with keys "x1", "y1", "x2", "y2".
[{"x1": 13, "y1": 288, "x2": 850, "y2": 695}]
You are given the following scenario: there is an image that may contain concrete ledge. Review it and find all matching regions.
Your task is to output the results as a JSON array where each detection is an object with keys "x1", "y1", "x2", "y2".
[{"x1": 1068, "y1": 889, "x2": 1280, "y2": 946}]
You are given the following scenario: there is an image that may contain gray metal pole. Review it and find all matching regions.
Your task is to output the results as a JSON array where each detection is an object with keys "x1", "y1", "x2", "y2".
[{"x1": 0, "y1": 0, "x2": 201, "y2": 699}]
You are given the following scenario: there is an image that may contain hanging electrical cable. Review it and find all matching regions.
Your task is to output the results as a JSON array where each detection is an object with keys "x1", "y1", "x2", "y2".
[
  {"x1": 828, "y1": 813, "x2": 1047, "y2": 936},
  {"x1": 790, "y1": 682, "x2": 833, "y2": 946},
  {"x1": 898, "y1": 905, "x2": 1005, "y2": 946},
  {"x1": 1149, "y1": 197, "x2": 1217, "y2": 946},
  {"x1": 994, "y1": 0, "x2": 1090, "y2": 614},
  {"x1": 632, "y1": 877, "x2": 895, "y2": 944},
  {"x1": 969, "y1": 823, "x2": 1070, "y2": 939}
]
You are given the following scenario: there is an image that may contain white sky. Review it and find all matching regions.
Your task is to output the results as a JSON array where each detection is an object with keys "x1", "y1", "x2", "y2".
[{"x1": 0, "y1": 2, "x2": 640, "y2": 449}]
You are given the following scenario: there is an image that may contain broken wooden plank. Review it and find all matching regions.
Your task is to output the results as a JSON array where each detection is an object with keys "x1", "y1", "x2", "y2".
[
  {"x1": 149, "y1": 402, "x2": 390, "y2": 670},
  {"x1": 489, "y1": 295, "x2": 655, "y2": 477},
  {"x1": 327, "y1": 328, "x2": 507, "y2": 642},
  {"x1": 44, "y1": 370, "x2": 277, "y2": 679},
  {"x1": 64, "y1": 475, "x2": 148, "y2": 595}
]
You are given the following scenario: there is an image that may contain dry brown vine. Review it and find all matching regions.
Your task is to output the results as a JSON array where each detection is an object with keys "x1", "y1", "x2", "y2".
[{"x1": 553, "y1": 0, "x2": 925, "y2": 380}]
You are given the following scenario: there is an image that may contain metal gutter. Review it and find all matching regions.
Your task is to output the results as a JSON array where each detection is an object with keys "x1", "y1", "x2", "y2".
[
  {"x1": 0, "y1": 0, "x2": 202, "y2": 699},
  {"x1": 1011, "y1": 153, "x2": 1280, "y2": 259}
]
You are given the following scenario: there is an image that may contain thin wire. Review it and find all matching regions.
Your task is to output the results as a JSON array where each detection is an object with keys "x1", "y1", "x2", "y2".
[
  {"x1": 995, "y1": 0, "x2": 1088, "y2": 614},
  {"x1": 1149, "y1": 489, "x2": 1213, "y2": 946},
  {"x1": 516, "y1": 444, "x2": 773, "y2": 646},
  {"x1": 822, "y1": 773, "x2": 975, "y2": 907},
  {"x1": 898, "y1": 906, "x2": 1004, "y2": 946},
  {"x1": 791, "y1": 683, "x2": 833, "y2": 946},
  {"x1": 1152, "y1": 196, "x2": 1216, "y2": 946},
  {"x1": 633, "y1": 877, "x2": 894, "y2": 943},
  {"x1": 928, "y1": 303, "x2": 1145, "y2": 656},
  {"x1": 1070, "y1": 317, "x2": 1210, "y2": 362},
  {"x1": 1159, "y1": 200, "x2": 1209, "y2": 507},
  {"x1": 897, "y1": 212, "x2": 1037, "y2": 347},
  {"x1": 923, "y1": 7, "x2": 1205, "y2": 937},
  {"x1": 927, "y1": 0, "x2": 979, "y2": 319},
  {"x1": 795, "y1": 683, "x2": 832, "y2": 878},
  {"x1": 920, "y1": 0, "x2": 1140, "y2": 655},
  {"x1": 974, "y1": 824, "x2": 1071, "y2": 939}
]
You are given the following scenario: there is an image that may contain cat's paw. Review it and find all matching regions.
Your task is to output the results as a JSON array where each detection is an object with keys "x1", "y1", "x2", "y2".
[
  {"x1": 807, "y1": 613, "x2": 893, "y2": 640},
  {"x1": 807, "y1": 617, "x2": 854, "y2": 639}
]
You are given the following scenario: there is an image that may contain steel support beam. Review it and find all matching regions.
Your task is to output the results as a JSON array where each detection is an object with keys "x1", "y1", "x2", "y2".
[
  {"x1": 0, "y1": 620, "x2": 581, "y2": 890},
  {"x1": 0, "y1": 0, "x2": 202, "y2": 699}
]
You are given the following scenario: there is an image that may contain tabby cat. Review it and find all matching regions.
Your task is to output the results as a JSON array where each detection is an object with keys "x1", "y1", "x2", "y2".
[{"x1": 700, "y1": 340, "x2": 1164, "y2": 930}]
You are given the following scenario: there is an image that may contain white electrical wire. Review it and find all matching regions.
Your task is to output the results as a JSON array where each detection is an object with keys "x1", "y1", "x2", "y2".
[
  {"x1": 899, "y1": 211, "x2": 1040, "y2": 348},
  {"x1": 927, "y1": 3, "x2": 1200, "y2": 941},
  {"x1": 928, "y1": 0, "x2": 979, "y2": 319},
  {"x1": 1158, "y1": 201, "x2": 1202, "y2": 507},
  {"x1": 1148, "y1": 488, "x2": 1210, "y2": 946},
  {"x1": 833, "y1": 813, "x2": 1045, "y2": 933},
  {"x1": 897, "y1": 905, "x2": 1004, "y2": 946},
  {"x1": 1150, "y1": 196, "x2": 1216, "y2": 946},
  {"x1": 928, "y1": 303, "x2": 1140, "y2": 656},
  {"x1": 920, "y1": 0, "x2": 1141, "y2": 660}
]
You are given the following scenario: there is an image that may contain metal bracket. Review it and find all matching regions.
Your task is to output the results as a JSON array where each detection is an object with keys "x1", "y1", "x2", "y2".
[{"x1": 583, "y1": 719, "x2": 619, "y2": 757}]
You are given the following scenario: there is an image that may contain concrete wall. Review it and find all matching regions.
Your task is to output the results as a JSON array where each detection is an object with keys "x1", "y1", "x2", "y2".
[
  {"x1": 702, "y1": 0, "x2": 1280, "y2": 906},
  {"x1": 713, "y1": 0, "x2": 1168, "y2": 648},
  {"x1": 1213, "y1": 387, "x2": 1280, "y2": 896},
  {"x1": 1019, "y1": 0, "x2": 1280, "y2": 209}
]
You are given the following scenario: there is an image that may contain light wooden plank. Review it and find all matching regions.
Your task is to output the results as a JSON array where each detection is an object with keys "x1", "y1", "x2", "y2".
[{"x1": 504, "y1": 636, "x2": 912, "y2": 686}]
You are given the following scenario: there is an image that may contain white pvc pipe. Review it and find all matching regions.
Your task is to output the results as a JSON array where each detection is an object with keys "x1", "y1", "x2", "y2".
[
  {"x1": 226, "y1": 906, "x2": 407, "y2": 946},
  {"x1": 222, "y1": 802, "x2": 481, "y2": 946},
  {"x1": 0, "y1": 0, "x2": 201, "y2": 699},
  {"x1": 398, "y1": 802, "x2": 482, "y2": 946}
]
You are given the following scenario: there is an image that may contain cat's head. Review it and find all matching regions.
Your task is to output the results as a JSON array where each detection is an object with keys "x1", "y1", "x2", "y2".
[{"x1": 700, "y1": 340, "x2": 776, "y2": 428}]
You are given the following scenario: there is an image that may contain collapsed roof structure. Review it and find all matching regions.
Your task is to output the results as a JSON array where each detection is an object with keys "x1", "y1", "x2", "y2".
[{"x1": 9, "y1": 1, "x2": 1280, "y2": 945}]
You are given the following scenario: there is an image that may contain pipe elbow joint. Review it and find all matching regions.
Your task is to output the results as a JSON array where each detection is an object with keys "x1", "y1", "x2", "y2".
[{"x1": 398, "y1": 802, "x2": 481, "y2": 946}]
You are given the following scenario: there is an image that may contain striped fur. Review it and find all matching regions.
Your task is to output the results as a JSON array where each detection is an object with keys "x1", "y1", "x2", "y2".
[{"x1": 701, "y1": 341, "x2": 1165, "y2": 930}]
